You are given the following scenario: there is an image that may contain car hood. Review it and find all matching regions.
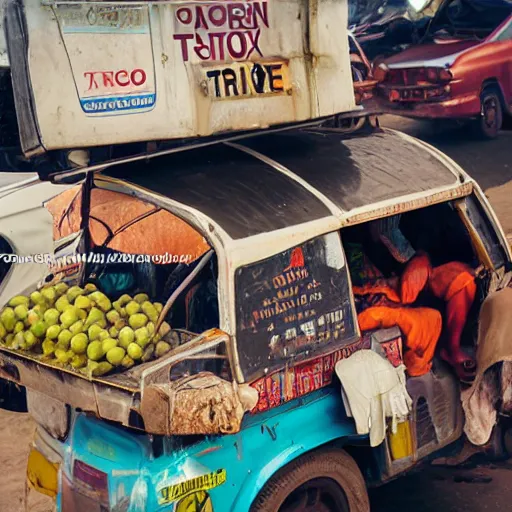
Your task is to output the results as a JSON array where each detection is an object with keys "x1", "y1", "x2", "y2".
[{"x1": 383, "y1": 40, "x2": 480, "y2": 69}]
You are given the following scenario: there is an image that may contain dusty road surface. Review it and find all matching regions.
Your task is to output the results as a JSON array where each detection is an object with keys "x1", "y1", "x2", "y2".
[{"x1": 0, "y1": 117, "x2": 512, "y2": 511}]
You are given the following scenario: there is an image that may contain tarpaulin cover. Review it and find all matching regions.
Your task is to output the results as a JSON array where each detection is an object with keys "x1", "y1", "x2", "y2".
[{"x1": 44, "y1": 185, "x2": 210, "y2": 260}]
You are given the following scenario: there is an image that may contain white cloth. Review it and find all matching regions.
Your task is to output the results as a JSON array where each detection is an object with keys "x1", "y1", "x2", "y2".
[{"x1": 336, "y1": 350, "x2": 412, "y2": 447}]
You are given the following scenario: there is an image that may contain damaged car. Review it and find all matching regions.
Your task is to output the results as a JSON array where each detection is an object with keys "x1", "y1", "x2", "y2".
[{"x1": 375, "y1": 0, "x2": 512, "y2": 138}]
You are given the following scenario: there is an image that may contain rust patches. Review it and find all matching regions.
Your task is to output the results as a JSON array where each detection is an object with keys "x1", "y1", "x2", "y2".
[{"x1": 343, "y1": 184, "x2": 473, "y2": 227}]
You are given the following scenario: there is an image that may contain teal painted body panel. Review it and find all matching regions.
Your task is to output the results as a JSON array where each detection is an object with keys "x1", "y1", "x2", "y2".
[{"x1": 56, "y1": 386, "x2": 360, "y2": 511}]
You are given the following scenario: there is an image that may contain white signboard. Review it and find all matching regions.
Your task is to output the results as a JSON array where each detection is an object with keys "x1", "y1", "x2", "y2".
[{"x1": 6, "y1": 0, "x2": 356, "y2": 154}]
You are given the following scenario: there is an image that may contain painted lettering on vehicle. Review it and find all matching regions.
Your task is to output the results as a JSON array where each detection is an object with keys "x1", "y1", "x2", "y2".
[
  {"x1": 173, "y1": 1, "x2": 269, "y2": 62},
  {"x1": 84, "y1": 68, "x2": 147, "y2": 91},
  {"x1": 80, "y1": 93, "x2": 156, "y2": 114},
  {"x1": 158, "y1": 469, "x2": 227, "y2": 505},
  {"x1": 203, "y1": 60, "x2": 290, "y2": 99}
]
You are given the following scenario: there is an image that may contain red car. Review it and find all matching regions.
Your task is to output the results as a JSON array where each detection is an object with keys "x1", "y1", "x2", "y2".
[{"x1": 375, "y1": 0, "x2": 512, "y2": 138}]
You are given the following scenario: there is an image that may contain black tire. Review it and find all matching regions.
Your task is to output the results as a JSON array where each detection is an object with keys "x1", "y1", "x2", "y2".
[
  {"x1": 250, "y1": 448, "x2": 370, "y2": 512},
  {"x1": 473, "y1": 89, "x2": 503, "y2": 139}
]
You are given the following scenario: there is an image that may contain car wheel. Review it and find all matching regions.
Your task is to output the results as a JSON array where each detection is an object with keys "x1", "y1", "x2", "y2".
[
  {"x1": 250, "y1": 448, "x2": 370, "y2": 512},
  {"x1": 474, "y1": 89, "x2": 503, "y2": 139}
]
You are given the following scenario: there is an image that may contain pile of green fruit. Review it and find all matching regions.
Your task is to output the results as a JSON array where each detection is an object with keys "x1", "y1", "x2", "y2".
[{"x1": 0, "y1": 282, "x2": 172, "y2": 377}]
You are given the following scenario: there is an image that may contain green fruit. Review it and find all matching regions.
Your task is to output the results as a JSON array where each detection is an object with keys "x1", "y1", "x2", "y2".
[
  {"x1": 55, "y1": 348, "x2": 73, "y2": 364},
  {"x1": 108, "y1": 326, "x2": 119, "y2": 339},
  {"x1": 70, "y1": 333, "x2": 88, "y2": 354},
  {"x1": 60, "y1": 307, "x2": 79, "y2": 328},
  {"x1": 114, "y1": 319, "x2": 126, "y2": 331},
  {"x1": 1, "y1": 308, "x2": 16, "y2": 332},
  {"x1": 42, "y1": 339, "x2": 56, "y2": 356},
  {"x1": 26, "y1": 309, "x2": 41, "y2": 327},
  {"x1": 43, "y1": 308, "x2": 60, "y2": 327},
  {"x1": 0, "y1": 322, "x2": 6, "y2": 340},
  {"x1": 87, "y1": 341, "x2": 104, "y2": 361},
  {"x1": 118, "y1": 294, "x2": 132, "y2": 306},
  {"x1": 56, "y1": 340, "x2": 70, "y2": 351},
  {"x1": 102, "y1": 338, "x2": 118, "y2": 353},
  {"x1": 142, "y1": 302, "x2": 158, "y2": 323},
  {"x1": 77, "y1": 309, "x2": 87, "y2": 321},
  {"x1": 4, "y1": 333, "x2": 14, "y2": 346},
  {"x1": 155, "y1": 341, "x2": 171, "y2": 358},
  {"x1": 46, "y1": 324, "x2": 61, "y2": 340},
  {"x1": 106, "y1": 310, "x2": 120, "y2": 325},
  {"x1": 88, "y1": 324, "x2": 103, "y2": 341},
  {"x1": 113, "y1": 301, "x2": 127, "y2": 317},
  {"x1": 30, "y1": 291, "x2": 46, "y2": 306},
  {"x1": 75, "y1": 296, "x2": 92, "y2": 310},
  {"x1": 84, "y1": 283, "x2": 97, "y2": 293},
  {"x1": 54, "y1": 282, "x2": 69, "y2": 296},
  {"x1": 146, "y1": 322, "x2": 155, "y2": 336},
  {"x1": 135, "y1": 327, "x2": 150, "y2": 348},
  {"x1": 13, "y1": 331, "x2": 26, "y2": 349},
  {"x1": 98, "y1": 330, "x2": 110, "y2": 341},
  {"x1": 127, "y1": 342, "x2": 143, "y2": 360},
  {"x1": 9, "y1": 295, "x2": 30, "y2": 308},
  {"x1": 33, "y1": 304, "x2": 48, "y2": 316},
  {"x1": 30, "y1": 320, "x2": 47, "y2": 338},
  {"x1": 154, "y1": 303, "x2": 163, "y2": 314},
  {"x1": 67, "y1": 286, "x2": 84, "y2": 303},
  {"x1": 58, "y1": 329, "x2": 73, "y2": 346},
  {"x1": 134, "y1": 293, "x2": 149, "y2": 304},
  {"x1": 41, "y1": 287, "x2": 56, "y2": 304},
  {"x1": 119, "y1": 327, "x2": 135, "y2": 346},
  {"x1": 14, "y1": 321, "x2": 24, "y2": 334},
  {"x1": 90, "y1": 361, "x2": 113, "y2": 377},
  {"x1": 71, "y1": 354, "x2": 87, "y2": 369},
  {"x1": 106, "y1": 347, "x2": 125, "y2": 366},
  {"x1": 159, "y1": 322, "x2": 171, "y2": 337},
  {"x1": 69, "y1": 320, "x2": 84, "y2": 335},
  {"x1": 89, "y1": 292, "x2": 111, "y2": 312},
  {"x1": 14, "y1": 305, "x2": 28, "y2": 320},
  {"x1": 84, "y1": 307, "x2": 105, "y2": 329},
  {"x1": 129, "y1": 313, "x2": 148, "y2": 330},
  {"x1": 125, "y1": 301, "x2": 141, "y2": 316},
  {"x1": 24, "y1": 331, "x2": 38, "y2": 349},
  {"x1": 55, "y1": 296, "x2": 70, "y2": 313},
  {"x1": 141, "y1": 344, "x2": 155, "y2": 363},
  {"x1": 121, "y1": 355, "x2": 135, "y2": 369}
]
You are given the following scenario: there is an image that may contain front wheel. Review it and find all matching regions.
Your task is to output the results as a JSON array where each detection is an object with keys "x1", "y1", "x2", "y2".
[
  {"x1": 473, "y1": 89, "x2": 503, "y2": 139},
  {"x1": 250, "y1": 448, "x2": 370, "y2": 512}
]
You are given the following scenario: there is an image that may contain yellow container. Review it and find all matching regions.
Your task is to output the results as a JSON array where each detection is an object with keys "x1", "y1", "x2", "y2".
[{"x1": 388, "y1": 420, "x2": 414, "y2": 460}]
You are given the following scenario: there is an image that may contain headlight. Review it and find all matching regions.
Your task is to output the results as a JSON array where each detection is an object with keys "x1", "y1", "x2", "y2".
[{"x1": 408, "y1": 0, "x2": 433, "y2": 12}]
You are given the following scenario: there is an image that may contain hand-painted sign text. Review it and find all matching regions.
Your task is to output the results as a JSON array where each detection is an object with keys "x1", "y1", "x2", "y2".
[
  {"x1": 174, "y1": 1, "x2": 269, "y2": 61},
  {"x1": 158, "y1": 469, "x2": 227, "y2": 505},
  {"x1": 204, "y1": 61, "x2": 290, "y2": 100}
]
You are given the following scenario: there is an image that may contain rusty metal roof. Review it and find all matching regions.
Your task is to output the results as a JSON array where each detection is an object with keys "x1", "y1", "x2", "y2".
[{"x1": 103, "y1": 127, "x2": 462, "y2": 240}]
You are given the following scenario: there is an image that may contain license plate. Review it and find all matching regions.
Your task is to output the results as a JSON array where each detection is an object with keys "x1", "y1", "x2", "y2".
[
  {"x1": 202, "y1": 60, "x2": 291, "y2": 100},
  {"x1": 27, "y1": 448, "x2": 59, "y2": 498}
]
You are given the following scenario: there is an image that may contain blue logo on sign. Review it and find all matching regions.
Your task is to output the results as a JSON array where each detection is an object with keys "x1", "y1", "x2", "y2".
[{"x1": 80, "y1": 93, "x2": 156, "y2": 115}]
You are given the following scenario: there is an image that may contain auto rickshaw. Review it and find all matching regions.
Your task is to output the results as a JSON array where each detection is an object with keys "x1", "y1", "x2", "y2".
[{"x1": 1, "y1": 121, "x2": 512, "y2": 511}]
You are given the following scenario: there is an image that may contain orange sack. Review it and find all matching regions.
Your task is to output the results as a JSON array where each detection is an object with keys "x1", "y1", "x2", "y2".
[
  {"x1": 400, "y1": 252, "x2": 431, "y2": 304},
  {"x1": 358, "y1": 306, "x2": 442, "y2": 377}
]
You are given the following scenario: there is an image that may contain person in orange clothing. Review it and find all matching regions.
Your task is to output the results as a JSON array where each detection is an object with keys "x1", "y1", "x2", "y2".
[{"x1": 400, "y1": 252, "x2": 477, "y2": 381}]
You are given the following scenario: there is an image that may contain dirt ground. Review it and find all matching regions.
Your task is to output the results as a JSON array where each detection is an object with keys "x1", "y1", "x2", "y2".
[{"x1": 0, "y1": 117, "x2": 511, "y2": 511}]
